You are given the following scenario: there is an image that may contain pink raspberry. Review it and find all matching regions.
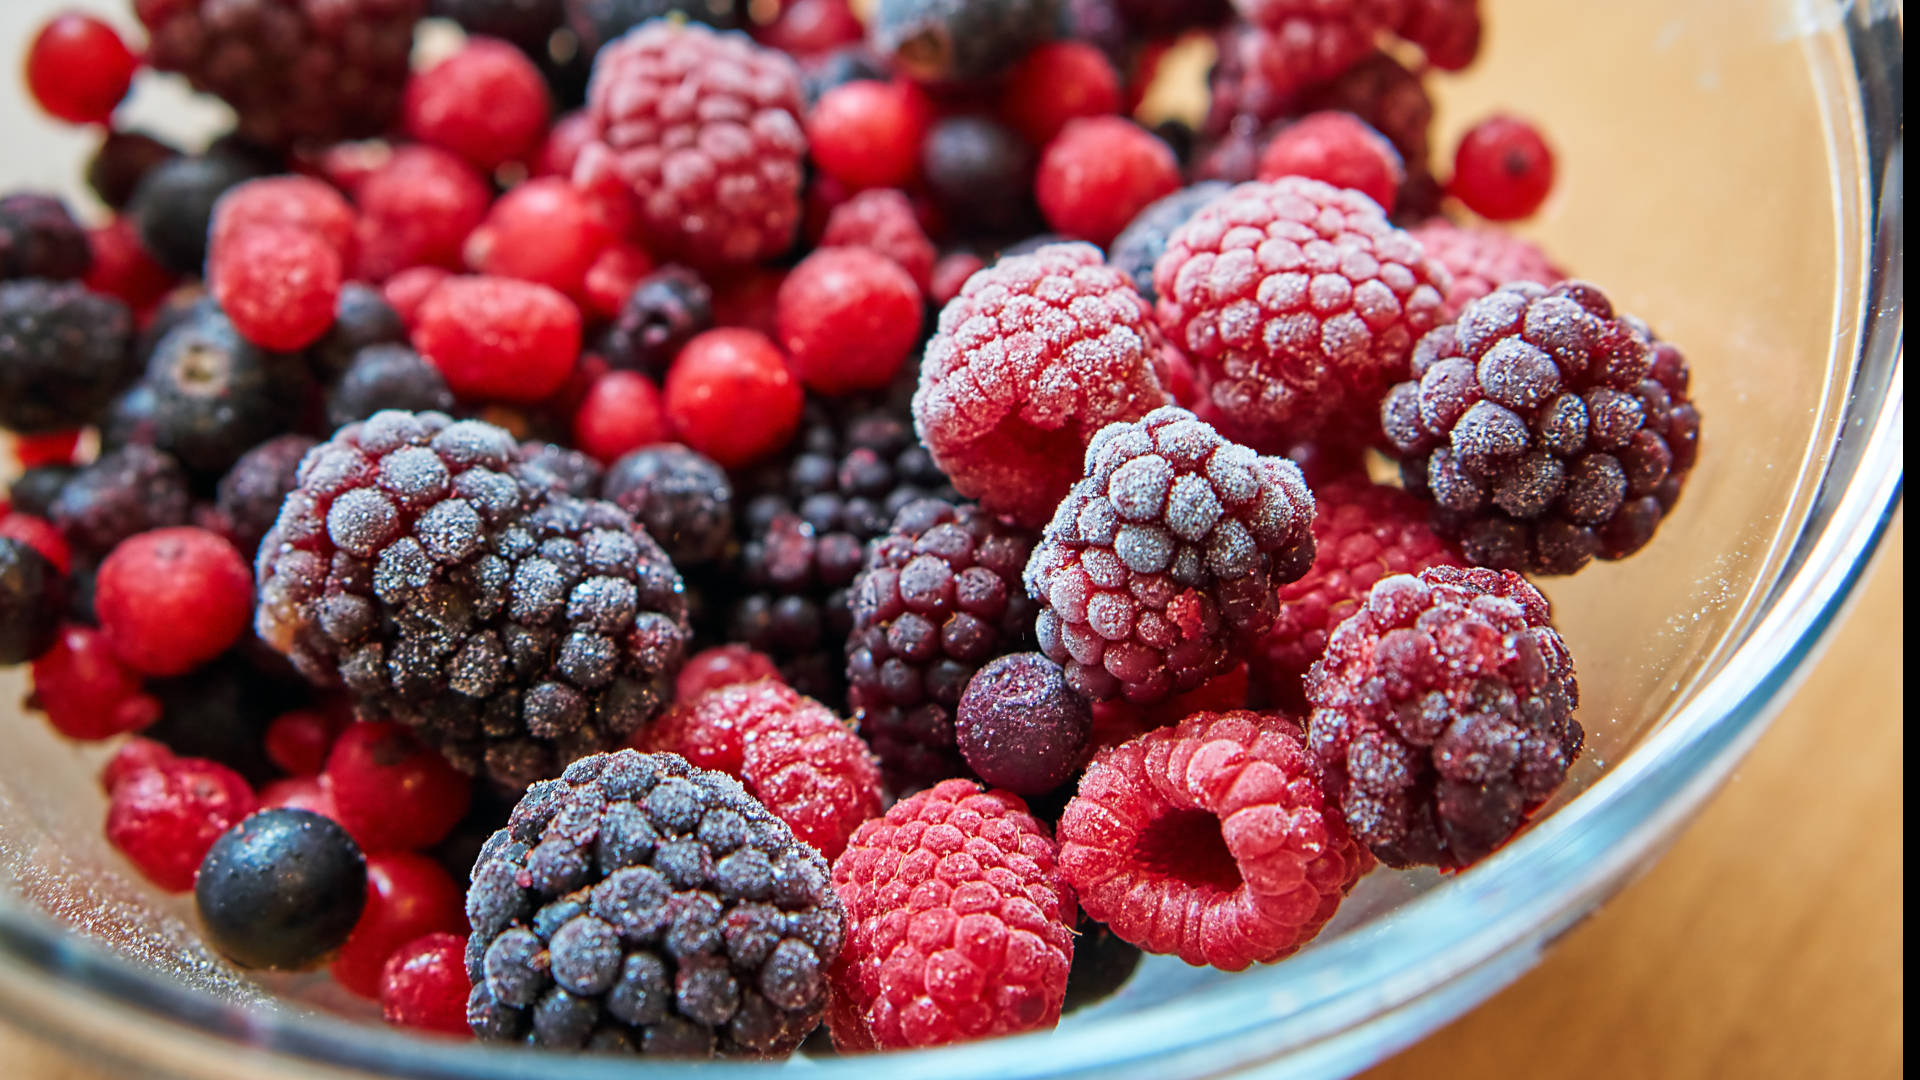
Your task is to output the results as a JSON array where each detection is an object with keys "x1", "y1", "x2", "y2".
[
  {"x1": 828, "y1": 779, "x2": 1076, "y2": 1049},
  {"x1": 912, "y1": 243, "x2": 1169, "y2": 528},
  {"x1": 1409, "y1": 217, "x2": 1563, "y2": 318},
  {"x1": 1397, "y1": 0, "x2": 1482, "y2": 70},
  {"x1": 819, "y1": 188, "x2": 937, "y2": 296},
  {"x1": 1230, "y1": 0, "x2": 1407, "y2": 101},
  {"x1": 1057, "y1": 710, "x2": 1370, "y2": 970}
]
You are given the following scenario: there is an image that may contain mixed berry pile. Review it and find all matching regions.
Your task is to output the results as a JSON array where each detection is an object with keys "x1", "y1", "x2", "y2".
[{"x1": 3, "y1": 0, "x2": 1701, "y2": 1058}]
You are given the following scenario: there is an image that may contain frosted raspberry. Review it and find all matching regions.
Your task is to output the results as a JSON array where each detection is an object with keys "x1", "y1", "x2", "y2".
[
  {"x1": 1409, "y1": 218, "x2": 1563, "y2": 318},
  {"x1": 1305, "y1": 565, "x2": 1582, "y2": 868},
  {"x1": 638, "y1": 679, "x2": 883, "y2": 858},
  {"x1": 1057, "y1": 710, "x2": 1368, "y2": 970},
  {"x1": 576, "y1": 21, "x2": 806, "y2": 265},
  {"x1": 1153, "y1": 177, "x2": 1448, "y2": 446},
  {"x1": 676, "y1": 644, "x2": 782, "y2": 700},
  {"x1": 1397, "y1": 0, "x2": 1481, "y2": 70},
  {"x1": 829, "y1": 779, "x2": 1075, "y2": 1050},
  {"x1": 1229, "y1": 0, "x2": 1406, "y2": 102},
  {"x1": 818, "y1": 188, "x2": 937, "y2": 295},
  {"x1": 912, "y1": 243, "x2": 1168, "y2": 528},
  {"x1": 1024, "y1": 406, "x2": 1316, "y2": 704}
]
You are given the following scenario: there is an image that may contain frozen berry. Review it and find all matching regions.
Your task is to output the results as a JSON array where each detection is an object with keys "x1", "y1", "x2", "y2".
[
  {"x1": 48, "y1": 445, "x2": 192, "y2": 562},
  {"x1": 83, "y1": 217, "x2": 177, "y2": 318},
  {"x1": 913, "y1": 243, "x2": 1167, "y2": 527},
  {"x1": 384, "y1": 267, "x2": 453, "y2": 328},
  {"x1": 676, "y1": 645, "x2": 781, "y2": 701},
  {"x1": 210, "y1": 225, "x2": 345, "y2": 351},
  {"x1": 209, "y1": 176, "x2": 357, "y2": 265},
  {"x1": 777, "y1": 247, "x2": 922, "y2": 396},
  {"x1": 195, "y1": 808, "x2": 369, "y2": 970},
  {"x1": 327, "y1": 344, "x2": 458, "y2": 429},
  {"x1": 571, "y1": 370, "x2": 669, "y2": 465},
  {"x1": 140, "y1": 302, "x2": 314, "y2": 476},
  {"x1": 1257, "y1": 111, "x2": 1405, "y2": 213},
  {"x1": 264, "y1": 705, "x2": 349, "y2": 778},
  {"x1": 405, "y1": 38, "x2": 553, "y2": 172},
  {"x1": 1058, "y1": 710, "x2": 1369, "y2": 969},
  {"x1": 601, "y1": 444, "x2": 734, "y2": 567},
  {"x1": 929, "y1": 250, "x2": 983, "y2": 304},
  {"x1": 100, "y1": 736, "x2": 175, "y2": 794},
  {"x1": 353, "y1": 146, "x2": 493, "y2": 282},
  {"x1": 757, "y1": 0, "x2": 865, "y2": 55},
  {"x1": 663, "y1": 329, "x2": 804, "y2": 468},
  {"x1": 465, "y1": 178, "x2": 614, "y2": 305},
  {"x1": 818, "y1": 188, "x2": 937, "y2": 295},
  {"x1": 999, "y1": 41, "x2": 1122, "y2": 147},
  {"x1": 920, "y1": 116, "x2": 1038, "y2": 236},
  {"x1": 29, "y1": 623, "x2": 162, "y2": 740},
  {"x1": 95, "y1": 527, "x2": 253, "y2": 677},
  {"x1": 128, "y1": 151, "x2": 270, "y2": 276},
  {"x1": 381, "y1": 932, "x2": 473, "y2": 1036},
  {"x1": 1408, "y1": 218, "x2": 1563, "y2": 319},
  {"x1": 24, "y1": 13, "x2": 138, "y2": 126},
  {"x1": 868, "y1": 0, "x2": 1062, "y2": 84},
  {"x1": 0, "y1": 193, "x2": 92, "y2": 281},
  {"x1": 1229, "y1": 0, "x2": 1399, "y2": 102},
  {"x1": 1397, "y1": 0, "x2": 1482, "y2": 70},
  {"x1": 1106, "y1": 181, "x2": 1229, "y2": 302},
  {"x1": 597, "y1": 267, "x2": 713, "y2": 379},
  {"x1": 0, "y1": 510, "x2": 70, "y2": 572},
  {"x1": 413, "y1": 275, "x2": 583, "y2": 404},
  {"x1": 955, "y1": 652, "x2": 1090, "y2": 795},
  {"x1": 806, "y1": 80, "x2": 932, "y2": 191},
  {"x1": 1450, "y1": 114, "x2": 1555, "y2": 221},
  {"x1": 312, "y1": 283, "x2": 408, "y2": 381},
  {"x1": 324, "y1": 721, "x2": 474, "y2": 853},
  {"x1": 1034, "y1": 118, "x2": 1179, "y2": 247},
  {"x1": 331, "y1": 852, "x2": 467, "y2": 997},
  {"x1": 0, "y1": 537, "x2": 64, "y2": 664},
  {"x1": 581, "y1": 243, "x2": 657, "y2": 321},
  {"x1": 87, "y1": 131, "x2": 181, "y2": 212},
  {"x1": 107, "y1": 756, "x2": 257, "y2": 892},
  {"x1": 0, "y1": 279, "x2": 136, "y2": 435}
]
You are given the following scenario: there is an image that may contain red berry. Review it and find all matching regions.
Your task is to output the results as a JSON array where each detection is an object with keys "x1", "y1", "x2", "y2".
[
  {"x1": 675, "y1": 644, "x2": 782, "y2": 701},
  {"x1": 807, "y1": 80, "x2": 932, "y2": 192},
  {"x1": 10, "y1": 430, "x2": 81, "y2": 470},
  {"x1": 353, "y1": 146, "x2": 492, "y2": 282},
  {"x1": 929, "y1": 251, "x2": 984, "y2": 305},
  {"x1": 24, "y1": 13, "x2": 137, "y2": 126},
  {"x1": 534, "y1": 109, "x2": 597, "y2": 178},
  {"x1": 329, "y1": 852, "x2": 465, "y2": 998},
  {"x1": 379, "y1": 932, "x2": 472, "y2": 1037},
  {"x1": 0, "y1": 513, "x2": 71, "y2": 572},
  {"x1": 412, "y1": 275, "x2": 582, "y2": 404},
  {"x1": 464, "y1": 178, "x2": 615, "y2": 303},
  {"x1": 210, "y1": 225, "x2": 344, "y2": 351},
  {"x1": 306, "y1": 139, "x2": 391, "y2": 198},
  {"x1": 580, "y1": 242, "x2": 655, "y2": 321},
  {"x1": 571, "y1": 369, "x2": 670, "y2": 464},
  {"x1": 708, "y1": 267, "x2": 787, "y2": 337},
  {"x1": 83, "y1": 218, "x2": 176, "y2": 320},
  {"x1": 776, "y1": 247, "x2": 921, "y2": 396},
  {"x1": 95, "y1": 527, "x2": 253, "y2": 677},
  {"x1": 1450, "y1": 114, "x2": 1555, "y2": 221},
  {"x1": 999, "y1": 42, "x2": 1123, "y2": 147},
  {"x1": 264, "y1": 705, "x2": 350, "y2": 777},
  {"x1": 105, "y1": 758, "x2": 256, "y2": 892},
  {"x1": 382, "y1": 266, "x2": 451, "y2": 330},
  {"x1": 259, "y1": 776, "x2": 340, "y2": 818},
  {"x1": 29, "y1": 624, "x2": 160, "y2": 740},
  {"x1": 1035, "y1": 117, "x2": 1180, "y2": 246},
  {"x1": 100, "y1": 736, "x2": 174, "y2": 794},
  {"x1": 403, "y1": 38, "x2": 552, "y2": 172},
  {"x1": 1256, "y1": 111, "x2": 1405, "y2": 213},
  {"x1": 756, "y1": 0, "x2": 865, "y2": 55},
  {"x1": 323, "y1": 721, "x2": 471, "y2": 854},
  {"x1": 210, "y1": 176, "x2": 358, "y2": 264},
  {"x1": 818, "y1": 188, "x2": 936, "y2": 295},
  {"x1": 663, "y1": 328, "x2": 803, "y2": 468}
]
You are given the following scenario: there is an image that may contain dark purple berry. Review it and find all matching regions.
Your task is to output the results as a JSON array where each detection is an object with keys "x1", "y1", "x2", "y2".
[{"x1": 955, "y1": 652, "x2": 1090, "y2": 796}]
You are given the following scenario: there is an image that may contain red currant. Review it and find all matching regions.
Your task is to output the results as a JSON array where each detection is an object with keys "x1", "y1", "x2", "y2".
[
  {"x1": 1450, "y1": 114, "x2": 1556, "y2": 221},
  {"x1": 380, "y1": 932, "x2": 472, "y2": 1037},
  {"x1": 329, "y1": 853, "x2": 465, "y2": 998},
  {"x1": 25, "y1": 13, "x2": 138, "y2": 126},
  {"x1": 663, "y1": 328, "x2": 804, "y2": 468},
  {"x1": 322, "y1": 721, "x2": 471, "y2": 853}
]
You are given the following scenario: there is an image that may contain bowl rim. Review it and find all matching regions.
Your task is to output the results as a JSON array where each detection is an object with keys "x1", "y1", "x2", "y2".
[{"x1": 0, "y1": 6, "x2": 1904, "y2": 1078}]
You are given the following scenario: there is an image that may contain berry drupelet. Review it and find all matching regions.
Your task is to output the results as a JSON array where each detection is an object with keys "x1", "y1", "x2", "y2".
[
  {"x1": 1024, "y1": 406, "x2": 1317, "y2": 705},
  {"x1": 1305, "y1": 565, "x2": 1583, "y2": 868},
  {"x1": 464, "y1": 749, "x2": 845, "y2": 1055},
  {"x1": 0, "y1": 279, "x2": 136, "y2": 435},
  {"x1": 1381, "y1": 281, "x2": 1700, "y2": 574},
  {"x1": 254, "y1": 411, "x2": 692, "y2": 790}
]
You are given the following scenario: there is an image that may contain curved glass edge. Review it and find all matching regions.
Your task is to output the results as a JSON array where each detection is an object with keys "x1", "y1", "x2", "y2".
[{"x1": 0, "y1": 8, "x2": 1904, "y2": 1080}]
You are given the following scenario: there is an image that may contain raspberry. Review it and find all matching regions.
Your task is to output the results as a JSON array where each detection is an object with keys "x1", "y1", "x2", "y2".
[
  {"x1": 136, "y1": 0, "x2": 424, "y2": 147},
  {"x1": 919, "y1": 116, "x2": 1039, "y2": 236},
  {"x1": 575, "y1": 22, "x2": 806, "y2": 266},
  {"x1": 0, "y1": 193, "x2": 92, "y2": 281},
  {"x1": 324, "y1": 720, "x2": 474, "y2": 853},
  {"x1": 1057, "y1": 710, "x2": 1369, "y2": 969},
  {"x1": 464, "y1": 750, "x2": 845, "y2": 1055},
  {"x1": 0, "y1": 537, "x2": 64, "y2": 664},
  {"x1": 404, "y1": 38, "x2": 553, "y2": 172},
  {"x1": 0, "y1": 279, "x2": 136, "y2": 435},
  {"x1": 677, "y1": 646, "x2": 782, "y2": 701},
  {"x1": 1257, "y1": 111, "x2": 1405, "y2": 213},
  {"x1": 955, "y1": 652, "x2": 1091, "y2": 796},
  {"x1": 48, "y1": 445, "x2": 192, "y2": 562},
  {"x1": 106, "y1": 757, "x2": 258, "y2": 892},
  {"x1": 1024, "y1": 406, "x2": 1317, "y2": 704},
  {"x1": 95, "y1": 527, "x2": 254, "y2": 677},
  {"x1": 1408, "y1": 218, "x2": 1564, "y2": 319},
  {"x1": 806, "y1": 80, "x2": 933, "y2": 192},
  {"x1": 777, "y1": 248, "x2": 923, "y2": 397},
  {"x1": 1306, "y1": 565, "x2": 1582, "y2": 867},
  {"x1": 1035, "y1": 118, "x2": 1181, "y2": 247},
  {"x1": 263, "y1": 704, "x2": 349, "y2": 777},
  {"x1": 83, "y1": 218, "x2": 178, "y2": 319},
  {"x1": 1397, "y1": 0, "x2": 1481, "y2": 70},
  {"x1": 28, "y1": 624, "x2": 163, "y2": 740},
  {"x1": 195, "y1": 808, "x2": 369, "y2": 970},
  {"x1": 352, "y1": 146, "x2": 493, "y2": 282},
  {"x1": 254, "y1": 411, "x2": 692, "y2": 788},
  {"x1": 846, "y1": 498, "x2": 1038, "y2": 787},
  {"x1": 210, "y1": 226, "x2": 345, "y2": 352},
  {"x1": 129, "y1": 151, "x2": 271, "y2": 275},
  {"x1": 829, "y1": 778, "x2": 1075, "y2": 1049},
  {"x1": 327, "y1": 345, "x2": 457, "y2": 429},
  {"x1": 570, "y1": 370, "x2": 669, "y2": 465},
  {"x1": 413, "y1": 276, "x2": 583, "y2": 405},
  {"x1": 23, "y1": 14, "x2": 138, "y2": 126},
  {"x1": 381, "y1": 932, "x2": 474, "y2": 1035},
  {"x1": 1384, "y1": 283, "x2": 1699, "y2": 572},
  {"x1": 330, "y1": 852, "x2": 467, "y2": 997},
  {"x1": 913, "y1": 243, "x2": 1168, "y2": 527},
  {"x1": 815, "y1": 191, "x2": 935, "y2": 299},
  {"x1": 868, "y1": 0, "x2": 1062, "y2": 85},
  {"x1": 662, "y1": 329, "x2": 804, "y2": 469},
  {"x1": 601, "y1": 444, "x2": 734, "y2": 567},
  {"x1": 1450, "y1": 114, "x2": 1555, "y2": 222},
  {"x1": 1107, "y1": 181, "x2": 1229, "y2": 302},
  {"x1": 597, "y1": 267, "x2": 714, "y2": 379},
  {"x1": 1250, "y1": 476, "x2": 1462, "y2": 709},
  {"x1": 638, "y1": 680, "x2": 883, "y2": 858},
  {"x1": 1152, "y1": 177, "x2": 1448, "y2": 446},
  {"x1": 139, "y1": 301, "x2": 316, "y2": 477},
  {"x1": 999, "y1": 41, "x2": 1123, "y2": 147},
  {"x1": 1229, "y1": 0, "x2": 1403, "y2": 102},
  {"x1": 210, "y1": 177, "x2": 358, "y2": 265},
  {"x1": 87, "y1": 132, "x2": 182, "y2": 213}
]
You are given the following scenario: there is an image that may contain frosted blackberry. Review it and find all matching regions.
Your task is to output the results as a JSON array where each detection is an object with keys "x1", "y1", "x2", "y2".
[
  {"x1": 1024, "y1": 406, "x2": 1315, "y2": 704},
  {"x1": 845, "y1": 499, "x2": 1038, "y2": 788},
  {"x1": 0, "y1": 193, "x2": 91, "y2": 281},
  {"x1": 210, "y1": 435, "x2": 320, "y2": 559},
  {"x1": 0, "y1": 280, "x2": 137, "y2": 435},
  {"x1": 255, "y1": 411, "x2": 692, "y2": 790},
  {"x1": 601, "y1": 445, "x2": 733, "y2": 568},
  {"x1": 49, "y1": 444, "x2": 193, "y2": 562},
  {"x1": 464, "y1": 749, "x2": 843, "y2": 1056}
]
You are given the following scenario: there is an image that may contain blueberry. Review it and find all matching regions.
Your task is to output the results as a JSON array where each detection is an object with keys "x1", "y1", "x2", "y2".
[
  {"x1": 955, "y1": 652, "x2": 1090, "y2": 796},
  {"x1": 194, "y1": 809, "x2": 368, "y2": 970},
  {"x1": 0, "y1": 538, "x2": 64, "y2": 665}
]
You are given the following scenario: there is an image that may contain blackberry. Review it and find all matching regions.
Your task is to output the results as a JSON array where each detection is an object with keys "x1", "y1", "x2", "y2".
[
  {"x1": 1024, "y1": 406, "x2": 1316, "y2": 704},
  {"x1": 602, "y1": 445, "x2": 734, "y2": 568},
  {"x1": 86, "y1": 130, "x2": 181, "y2": 212},
  {"x1": 326, "y1": 345, "x2": 456, "y2": 430},
  {"x1": 140, "y1": 302, "x2": 316, "y2": 479},
  {"x1": 49, "y1": 445, "x2": 193, "y2": 563},
  {"x1": 5, "y1": 465, "x2": 77, "y2": 519},
  {"x1": 0, "y1": 537, "x2": 65, "y2": 665},
  {"x1": 210, "y1": 435, "x2": 320, "y2": 559},
  {"x1": 0, "y1": 193, "x2": 91, "y2": 281},
  {"x1": 1107, "y1": 182, "x2": 1228, "y2": 302},
  {"x1": 137, "y1": 0, "x2": 426, "y2": 148},
  {"x1": 565, "y1": 0, "x2": 745, "y2": 58},
  {"x1": 870, "y1": 0, "x2": 1062, "y2": 85},
  {"x1": 920, "y1": 115, "x2": 1040, "y2": 238},
  {"x1": 595, "y1": 267, "x2": 713, "y2": 381},
  {"x1": 516, "y1": 441, "x2": 607, "y2": 500},
  {"x1": 464, "y1": 749, "x2": 844, "y2": 1056},
  {"x1": 846, "y1": 499, "x2": 1038, "y2": 789},
  {"x1": 127, "y1": 151, "x2": 271, "y2": 276},
  {"x1": 311, "y1": 284, "x2": 408, "y2": 384},
  {"x1": 255, "y1": 411, "x2": 692, "y2": 790},
  {"x1": 1382, "y1": 282, "x2": 1702, "y2": 574},
  {"x1": 0, "y1": 279, "x2": 137, "y2": 434}
]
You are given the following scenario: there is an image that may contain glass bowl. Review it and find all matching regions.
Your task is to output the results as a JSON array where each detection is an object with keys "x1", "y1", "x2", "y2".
[{"x1": 0, "y1": 0, "x2": 1902, "y2": 1077}]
